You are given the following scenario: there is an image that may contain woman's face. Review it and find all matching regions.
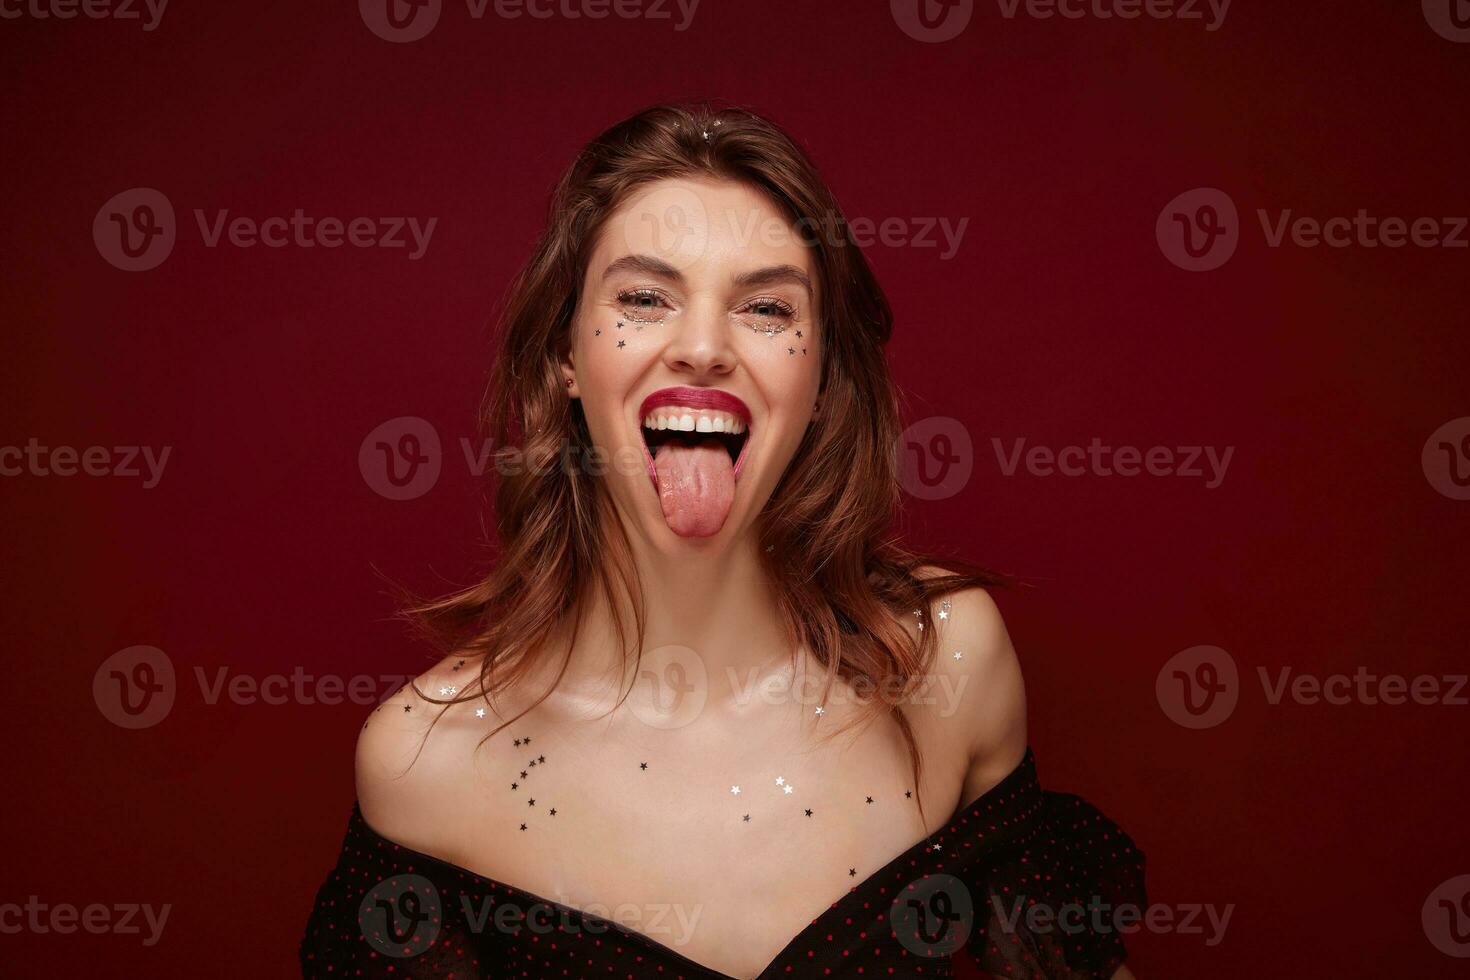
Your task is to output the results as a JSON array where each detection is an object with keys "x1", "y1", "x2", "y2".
[{"x1": 566, "y1": 176, "x2": 822, "y2": 549}]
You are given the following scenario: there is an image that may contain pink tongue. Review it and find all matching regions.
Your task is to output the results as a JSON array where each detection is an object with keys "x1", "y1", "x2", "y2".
[{"x1": 654, "y1": 438, "x2": 735, "y2": 538}]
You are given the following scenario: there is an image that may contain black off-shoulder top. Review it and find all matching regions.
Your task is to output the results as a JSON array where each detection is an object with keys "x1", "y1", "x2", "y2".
[{"x1": 300, "y1": 748, "x2": 1145, "y2": 978}]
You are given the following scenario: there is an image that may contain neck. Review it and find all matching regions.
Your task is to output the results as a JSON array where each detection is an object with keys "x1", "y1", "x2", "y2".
[{"x1": 562, "y1": 525, "x2": 796, "y2": 705}]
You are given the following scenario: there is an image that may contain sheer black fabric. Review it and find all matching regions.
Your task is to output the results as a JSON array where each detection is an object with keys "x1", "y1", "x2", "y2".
[{"x1": 300, "y1": 748, "x2": 1145, "y2": 978}]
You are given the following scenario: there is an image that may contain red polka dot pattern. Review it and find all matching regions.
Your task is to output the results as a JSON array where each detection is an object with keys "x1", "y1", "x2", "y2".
[{"x1": 299, "y1": 748, "x2": 1146, "y2": 978}]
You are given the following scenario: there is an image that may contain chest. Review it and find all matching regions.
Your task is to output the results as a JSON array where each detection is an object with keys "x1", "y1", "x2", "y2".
[{"x1": 442, "y1": 701, "x2": 965, "y2": 978}]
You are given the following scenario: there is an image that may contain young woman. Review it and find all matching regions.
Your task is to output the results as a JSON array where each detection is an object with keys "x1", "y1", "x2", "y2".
[{"x1": 300, "y1": 103, "x2": 1146, "y2": 979}]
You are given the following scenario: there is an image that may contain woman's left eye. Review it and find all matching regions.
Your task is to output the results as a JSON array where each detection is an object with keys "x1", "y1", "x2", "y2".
[{"x1": 737, "y1": 297, "x2": 797, "y2": 334}]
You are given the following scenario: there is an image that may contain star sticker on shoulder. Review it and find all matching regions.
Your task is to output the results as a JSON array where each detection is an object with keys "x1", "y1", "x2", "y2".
[{"x1": 952, "y1": 650, "x2": 963, "y2": 661}]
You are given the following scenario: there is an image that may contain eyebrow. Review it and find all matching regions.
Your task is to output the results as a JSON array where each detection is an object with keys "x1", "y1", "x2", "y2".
[{"x1": 600, "y1": 254, "x2": 813, "y2": 298}]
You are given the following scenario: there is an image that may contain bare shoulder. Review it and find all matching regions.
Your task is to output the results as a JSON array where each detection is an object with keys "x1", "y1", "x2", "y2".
[
  {"x1": 354, "y1": 654, "x2": 503, "y2": 852},
  {"x1": 907, "y1": 566, "x2": 1028, "y2": 805}
]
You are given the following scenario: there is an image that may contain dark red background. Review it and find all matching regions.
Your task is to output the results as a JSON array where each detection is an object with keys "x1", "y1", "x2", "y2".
[{"x1": 3, "y1": 1, "x2": 1467, "y2": 976}]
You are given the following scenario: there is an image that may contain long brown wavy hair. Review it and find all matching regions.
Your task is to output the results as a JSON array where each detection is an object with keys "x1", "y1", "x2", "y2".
[{"x1": 407, "y1": 102, "x2": 1002, "y2": 815}]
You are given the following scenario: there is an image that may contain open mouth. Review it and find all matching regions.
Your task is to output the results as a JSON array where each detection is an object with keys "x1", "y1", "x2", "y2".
[
  {"x1": 637, "y1": 387, "x2": 752, "y2": 538},
  {"x1": 640, "y1": 411, "x2": 749, "y2": 468}
]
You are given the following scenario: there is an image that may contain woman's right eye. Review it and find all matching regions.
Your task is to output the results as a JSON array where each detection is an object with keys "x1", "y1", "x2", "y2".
[{"x1": 617, "y1": 288, "x2": 671, "y2": 321}]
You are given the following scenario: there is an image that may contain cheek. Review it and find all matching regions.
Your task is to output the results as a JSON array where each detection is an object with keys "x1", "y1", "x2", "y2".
[
  {"x1": 739, "y1": 334, "x2": 820, "y2": 405},
  {"x1": 576, "y1": 323, "x2": 655, "y2": 444}
]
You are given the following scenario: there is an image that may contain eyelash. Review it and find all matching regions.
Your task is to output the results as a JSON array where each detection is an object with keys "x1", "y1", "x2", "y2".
[{"x1": 613, "y1": 290, "x2": 798, "y2": 333}]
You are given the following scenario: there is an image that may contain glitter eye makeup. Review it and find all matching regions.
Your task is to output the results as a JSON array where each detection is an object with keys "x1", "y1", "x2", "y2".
[
  {"x1": 737, "y1": 295, "x2": 797, "y2": 337},
  {"x1": 616, "y1": 287, "x2": 672, "y2": 322}
]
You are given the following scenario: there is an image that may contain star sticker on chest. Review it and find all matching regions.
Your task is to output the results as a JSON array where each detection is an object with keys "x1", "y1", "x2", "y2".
[
  {"x1": 475, "y1": 708, "x2": 485, "y2": 718},
  {"x1": 640, "y1": 762, "x2": 648, "y2": 770},
  {"x1": 528, "y1": 798, "x2": 536, "y2": 806},
  {"x1": 617, "y1": 339, "x2": 626, "y2": 349},
  {"x1": 783, "y1": 784, "x2": 794, "y2": 794},
  {"x1": 549, "y1": 808, "x2": 557, "y2": 816},
  {"x1": 519, "y1": 823, "x2": 527, "y2": 831},
  {"x1": 865, "y1": 796, "x2": 874, "y2": 804},
  {"x1": 953, "y1": 651, "x2": 963, "y2": 661},
  {"x1": 731, "y1": 785, "x2": 741, "y2": 795},
  {"x1": 804, "y1": 809, "x2": 813, "y2": 817}
]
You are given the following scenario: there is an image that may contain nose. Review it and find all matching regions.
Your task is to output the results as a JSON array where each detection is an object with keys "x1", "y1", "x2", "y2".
[{"x1": 661, "y1": 300, "x2": 737, "y2": 379}]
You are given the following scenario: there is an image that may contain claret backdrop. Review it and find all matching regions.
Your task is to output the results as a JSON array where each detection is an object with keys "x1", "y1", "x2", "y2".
[{"x1": 3, "y1": 1, "x2": 1468, "y2": 976}]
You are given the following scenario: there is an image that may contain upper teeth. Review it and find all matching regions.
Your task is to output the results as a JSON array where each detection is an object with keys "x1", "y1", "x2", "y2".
[{"x1": 643, "y1": 410, "x2": 746, "y2": 434}]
